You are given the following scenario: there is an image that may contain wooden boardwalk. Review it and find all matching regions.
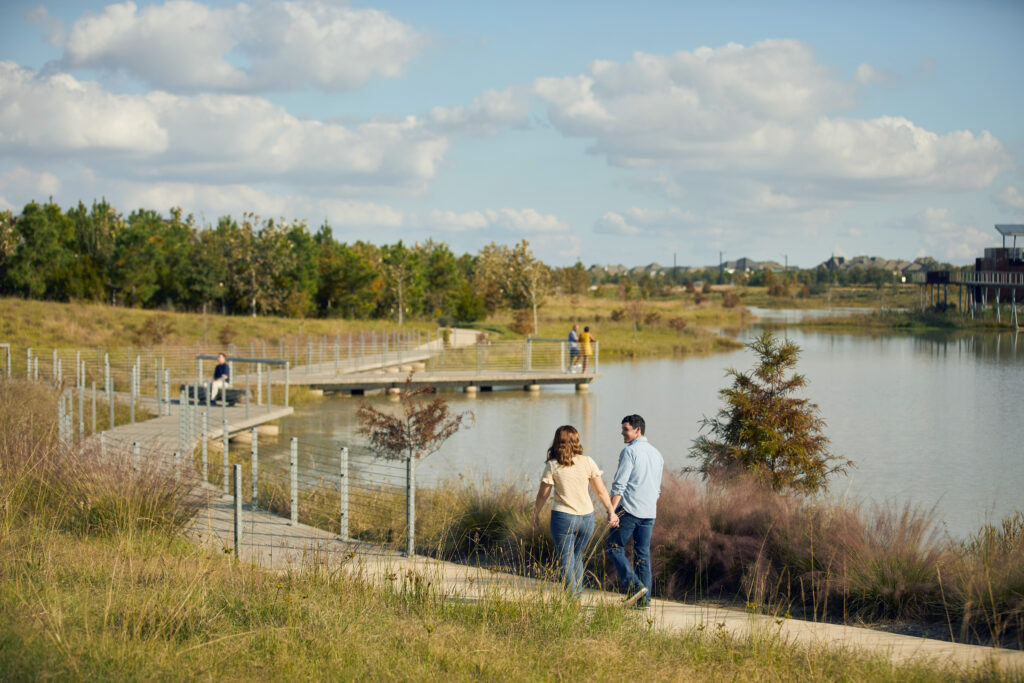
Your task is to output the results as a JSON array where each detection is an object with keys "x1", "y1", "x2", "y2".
[{"x1": 100, "y1": 395, "x2": 292, "y2": 452}]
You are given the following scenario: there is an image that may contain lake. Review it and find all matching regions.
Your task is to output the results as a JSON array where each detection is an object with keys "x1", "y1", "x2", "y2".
[{"x1": 273, "y1": 313, "x2": 1024, "y2": 539}]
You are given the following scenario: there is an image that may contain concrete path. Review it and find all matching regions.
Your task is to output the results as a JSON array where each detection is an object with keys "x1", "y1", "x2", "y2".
[{"x1": 186, "y1": 485, "x2": 1024, "y2": 675}]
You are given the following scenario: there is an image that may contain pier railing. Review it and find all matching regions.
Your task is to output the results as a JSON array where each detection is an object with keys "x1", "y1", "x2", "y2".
[{"x1": 949, "y1": 270, "x2": 1024, "y2": 286}]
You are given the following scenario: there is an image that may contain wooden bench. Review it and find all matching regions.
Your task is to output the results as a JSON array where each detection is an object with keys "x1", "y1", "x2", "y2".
[{"x1": 179, "y1": 384, "x2": 250, "y2": 406}]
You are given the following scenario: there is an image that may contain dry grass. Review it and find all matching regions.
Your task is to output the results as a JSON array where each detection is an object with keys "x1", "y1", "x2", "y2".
[{"x1": 0, "y1": 377, "x2": 1005, "y2": 679}]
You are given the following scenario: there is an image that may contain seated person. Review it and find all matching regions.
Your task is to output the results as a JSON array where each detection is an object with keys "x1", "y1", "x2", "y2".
[{"x1": 210, "y1": 353, "x2": 231, "y2": 403}]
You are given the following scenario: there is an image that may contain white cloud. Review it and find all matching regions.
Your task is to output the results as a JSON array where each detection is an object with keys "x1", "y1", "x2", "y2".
[
  {"x1": 0, "y1": 167, "x2": 62, "y2": 202},
  {"x1": 419, "y1": 208, "x2": 569, "y2": 234},
  {"x1": 59, "y1": 0, "x2": 426, "y2": 92},
  {"x1": 594, "y1": 207, "x2": 699, "y2": 236},
  {"x1": 903, "y1": 208, "x2": 994, "y2": 262},
  {"x1": 429, "y1": 86, "x2": 532, "y2": 132},
  {"x1": 0, "y1": 62, "x2": 166, "y2": 153},
  {"x1": 25, "y1": 6, "x2": 66, "y2": 46},
  {"x1": 120, "y1": 180, "x2": 406, "y2": 228},
  {"x1": 0, "y1": 64, "x2": 448, "y2": 191},
  {"x1": 534, "y1": 41, "x2": 1012, "y2": 195},
  {"x1": 994, "y1": 185, "x2": 1024, "y2": 212}
]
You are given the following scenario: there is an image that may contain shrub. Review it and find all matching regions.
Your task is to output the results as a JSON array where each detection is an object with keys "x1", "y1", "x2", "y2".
[
  {"x1": 722, "y1": 292, "x2": 740, "y2": 308},
  {"x1": 510, "y1": 309, "x2": 533, "y2": 335},
  {"x1": 688, "y1": 331, "x2": 852, "y2": 494}
]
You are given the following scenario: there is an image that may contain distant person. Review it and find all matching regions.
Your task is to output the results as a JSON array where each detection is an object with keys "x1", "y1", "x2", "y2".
[
  {"x1": 580, "y1": 325, "x2": 596, "y2": 374},
  {"x1": 607, "y1": 414, "x2": 664, "y2": 609},
  {"x1": 532, "y1": 425, "x2": 618, "y2": 600},
  {"x1": 210, "y1": 353, "x2": 231, "y2": 404},
  {"x1": 568, "y1": 324, "x2": 581, "y2": 372}
]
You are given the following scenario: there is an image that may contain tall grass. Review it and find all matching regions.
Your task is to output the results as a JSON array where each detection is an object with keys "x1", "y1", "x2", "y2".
[
  {"x1": 0, "y1": 377, "x2": 200, "y2": 538},
  {"x1": 0, "y1": 376, "x2": 1006, "y2": 679},
  {"x1": 410, "y1": 471, "x2": 1024, "y2": 649}
]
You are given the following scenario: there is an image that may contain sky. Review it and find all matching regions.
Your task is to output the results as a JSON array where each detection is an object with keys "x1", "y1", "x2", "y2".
[{"x1": 1, "y1": 0, "x2": 1022, "y2": 268}]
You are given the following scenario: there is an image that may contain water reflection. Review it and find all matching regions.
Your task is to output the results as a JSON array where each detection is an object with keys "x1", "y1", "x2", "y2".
[{"x1": 271, "y1": 318, "x2": 1023, "y2": 539}]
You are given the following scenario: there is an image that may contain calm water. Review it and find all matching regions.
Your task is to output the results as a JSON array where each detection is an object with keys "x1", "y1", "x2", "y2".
[{"x1": 273, "y1": 316, "x2": 1024, "y2": 539}]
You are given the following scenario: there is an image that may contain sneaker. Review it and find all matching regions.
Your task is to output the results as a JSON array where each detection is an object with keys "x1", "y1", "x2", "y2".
[{"x1": 621, "y1": 587, "x2": 648, "y2": 607}]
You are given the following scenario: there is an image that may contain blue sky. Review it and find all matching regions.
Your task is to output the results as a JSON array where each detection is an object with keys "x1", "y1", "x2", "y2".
[{"x1": 1, "y1": 0, "x2": 1022, "y2": 267}]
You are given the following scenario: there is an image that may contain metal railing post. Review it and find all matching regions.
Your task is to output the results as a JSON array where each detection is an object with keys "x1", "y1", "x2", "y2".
[
  {"x1": 132, "y1": 442, "x2": 140, "y2": 471},
  {"x1": 250, "y1": 428, "x2": 258, "y2": 509},
  {"x1": 222, "y1": 418, "x2": 230, "y2": 494},
  {"x1": 289, "y1": 437, "x2": 298, "y2": 525},
  {"x1": 233, "y1": 464, "x2": 242, "y2": 559},
  {"x1": 405, "y1": 455, "x2": 416, "y2": 557},
  {"x1": 339, "y1": 445, "x2": 349, "y2": 539},
  {"x1": 129, "y1": 366, "x2": 136, "y2": 425},
  {"x1": 107, "y1": 375, "x2": 114, "y2": 430},
  {"x1": 285, "y1": 362, "x2": 290, "y2": 408},
  {"x1": 201, "y1": 411, "x2": 209, "y2": 482},
  {"x1": 91, "y1": 381, "x2": 97, "y2": 435}
]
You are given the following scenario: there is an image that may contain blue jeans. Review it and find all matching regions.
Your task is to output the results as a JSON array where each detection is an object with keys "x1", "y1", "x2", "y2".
[
  {"x1": 549, "y1": 510, "x2": 595, "y2": 598},
  {"x1": 606, "y1": 512, "x2": 654, "y2": 604}
]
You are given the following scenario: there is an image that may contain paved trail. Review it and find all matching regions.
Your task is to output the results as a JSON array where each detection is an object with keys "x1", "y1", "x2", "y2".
[{"x1": 188, "y1": 485, "x2": 1024, "y2": 675}]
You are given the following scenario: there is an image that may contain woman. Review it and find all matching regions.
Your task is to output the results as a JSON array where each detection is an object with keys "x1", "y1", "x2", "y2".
[
  {"x1": 580, "y1": 326, "x2": 596, "y2": 374},
  {"x1": 532, "y1": 425, "x2": 618, "y2": 599}
]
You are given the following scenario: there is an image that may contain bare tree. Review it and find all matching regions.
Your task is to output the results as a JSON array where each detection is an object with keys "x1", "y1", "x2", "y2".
[{"x1": 356, "y1": 375, "x2": 474, "y2": 462}]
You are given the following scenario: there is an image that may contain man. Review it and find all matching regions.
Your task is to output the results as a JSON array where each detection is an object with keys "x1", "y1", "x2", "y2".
[
  {"x1": 567, "y1": 324, "x2": 580, "y2": 372},
  {"x1": 210, "y1": 353, "x2": 231, "y2": 404},
  {"x1": 607, "y1": 414, "x2": 664, "y2": 608}
]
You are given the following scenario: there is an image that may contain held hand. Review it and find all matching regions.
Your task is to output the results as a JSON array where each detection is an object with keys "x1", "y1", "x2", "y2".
[
  {"x1": 607, "y1": 511, "x2": 619, "y2": 528},
  {"x1": 532, "y1": 512, "x2": 540, "y2": 530}
]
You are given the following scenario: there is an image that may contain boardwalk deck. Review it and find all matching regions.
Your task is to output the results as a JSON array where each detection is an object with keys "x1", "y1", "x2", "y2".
[{"x1": 100, "y1": 396, "x2": 293, "y2": 452}]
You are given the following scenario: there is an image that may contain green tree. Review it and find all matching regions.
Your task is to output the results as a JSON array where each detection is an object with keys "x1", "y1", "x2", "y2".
[
  {"x1": 315, "y1": 232, "x2": 379, "y2": 318},
  {"x1": 6, "y1": 201, "x2": 76, "y2": 300},
  {"x1": 688, "y1": 331, "x2": 852, "y2": 494}
]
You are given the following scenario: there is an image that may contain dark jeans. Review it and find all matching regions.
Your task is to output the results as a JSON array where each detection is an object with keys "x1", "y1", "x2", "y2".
[
  {"x1": 549, "y1": 510, "x2": 595, "y2": 597},
  {"x1": 606, "y1": 511, "x2": 654, "y2": 604}
]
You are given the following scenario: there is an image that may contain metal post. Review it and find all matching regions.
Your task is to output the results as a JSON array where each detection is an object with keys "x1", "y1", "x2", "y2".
[
  {"x1": 266, "y1": 366, "x2": 271, "y2": 413},
  {"x1": 164, "y1": 369, "x2": 171, "y2": 417},
  {"x1": 129, "y1": 366, "x2": 136, "y2": 425},
  {"x1": 78, "y1": 377, "x2": 84, "y2": 441},
  {"x1": 173, "y1": 451, "x2": 181, "y2": 481},
  {"x1": 339, "y1": 445, "x2": 349, "y2": 539},
  {"x1": 250, "y1": 428, "x2": 258, "y2": 509},
  {"x1": 132, "y1": 442, "x2": 140, "y2": 471},
  {"x1": 99, "y1": 431, "x2": 106, "y2": 459},
  {"x1": 91, "y1": 381, "x2": 97, "y2": 435},
  {"x1": 222, "y1": 418, "x2": 230, "y2": 494},
  {"x1": 57, "y1": 393, "x2": 65, "y2": 443},
  {"x1": 405, "y1": 455, "x2": 416, "y2": 557},
  {"x1": 233, "y1": 464, "x2": 242, "y2": 558},
  {"x1": 256, "y1": 363, "x2": 262, "y2": 406},
  {"x1": 289, "y1": 437, "x2": 298, "y2": 525},
  {"x1": 245, "y1": 370, "x2": 250, "y2": 420},
  {"x1": 52, "y1": 349, "x2": 58, "y2": 383},
  {"x1": 201, "y1": 411, "x2": 208, "y2": 482},
  {"x1": 285, "y1": 361, "x2": 290, "y2": 408},
  {"x1": 108, "y1": 375, "x2": 114, "y2": 430},
  {"x1": 26, "y1": 348, "x2": 32, "y2": 381}
]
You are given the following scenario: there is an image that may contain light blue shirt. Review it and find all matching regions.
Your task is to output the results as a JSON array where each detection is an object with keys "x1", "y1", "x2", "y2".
[{"x1": 610, "y1": 435, "x2": 663, "y2": 519}]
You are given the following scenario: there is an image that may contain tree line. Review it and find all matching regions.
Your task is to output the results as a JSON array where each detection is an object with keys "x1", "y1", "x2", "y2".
[{"x1": 0, "y1": 200, "x2": 590, "y2": 324}]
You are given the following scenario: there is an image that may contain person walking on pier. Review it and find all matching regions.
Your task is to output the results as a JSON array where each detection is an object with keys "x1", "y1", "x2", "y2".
[
  {"x1": 580, "y1": 325, "x2": 596, "y2": 374},
  {"x1": 568, "y1": 324, "x2": 581, "y2": 372},
  {"x1": 607, "y1": 414, "x2": 663, "y2": 608},
  {"x1": 210, "y1": 353, "x2": 231, "y2": 404},
  {"x1": 533, "y1": 425, "x2": 619, "y2": 600}
]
